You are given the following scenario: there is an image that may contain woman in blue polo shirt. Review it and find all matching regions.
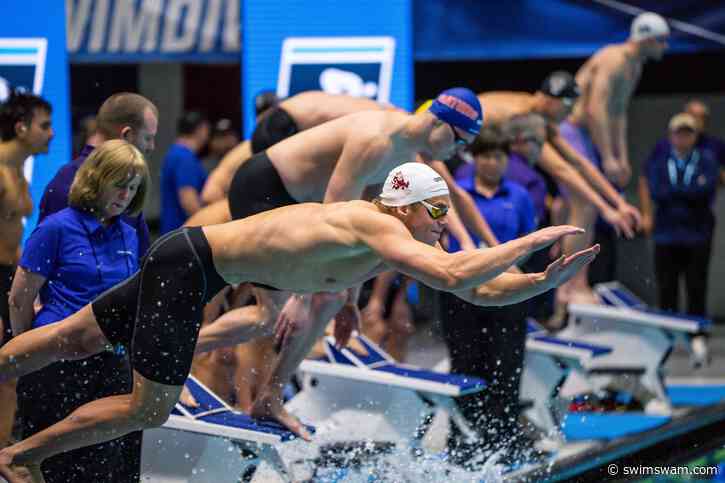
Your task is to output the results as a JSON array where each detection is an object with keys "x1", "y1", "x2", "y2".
[
  {"x1": 441, "y1": 127, "x2": 538, "y2": 467},
  {"x1": 9, "y1": 140, "x2": 149, "y2": 483},
  {"x1": 640, "y1": 112, "x2": 720, "y2": 317}
]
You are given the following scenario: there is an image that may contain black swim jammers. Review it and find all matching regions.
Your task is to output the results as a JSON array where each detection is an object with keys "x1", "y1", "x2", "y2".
[
  {"x1": 227, "y1": 151, "x2": 297, "y2": 220},
  {"x1": 92, "y1": 227, "x2": 228, "y2": 386},
  {"x1": 250, "y1": 106, "x2": 299, "y2": 154}
]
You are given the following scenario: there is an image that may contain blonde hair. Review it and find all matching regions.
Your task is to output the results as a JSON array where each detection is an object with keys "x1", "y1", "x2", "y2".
[{"x1": 69, "y1": 139, "x2": 150, "y2": 216}]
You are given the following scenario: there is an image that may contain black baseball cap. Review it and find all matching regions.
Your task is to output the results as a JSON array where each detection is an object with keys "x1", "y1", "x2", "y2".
[{"x1": 540, "y1": 71, "x2": 580, "y2": 100}]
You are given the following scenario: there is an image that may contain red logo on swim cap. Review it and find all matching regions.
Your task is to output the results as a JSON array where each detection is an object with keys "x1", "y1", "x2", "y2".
[
  {"x1": 391, "y1": 173, "x2": 410, "y2": 190},
  {"x1": 437, "y1": 94, "x2": 477, "y2": 121}
]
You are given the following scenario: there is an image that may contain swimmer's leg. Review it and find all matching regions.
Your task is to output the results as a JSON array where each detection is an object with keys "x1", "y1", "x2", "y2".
[
  {"x1": 556, "y1": 192, "x2": 600, "y2": 306},
  {"x1": 195, "y1": 288, "x2": 291, "y2": 354},
  {"x1": 0, "y1": 370, "x2": 180, "y2": 475},
  {"x1": 251, "y1": 291, "x2": 347, "y2": 440},
  {"x1": 0, "y1": 305, "x2": 109, "y2": 384}
]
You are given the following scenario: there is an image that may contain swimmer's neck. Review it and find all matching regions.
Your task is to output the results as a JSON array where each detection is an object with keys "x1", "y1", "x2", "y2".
[
  {"x1": 622, "y1": 40, "x2": 648, "y2": 63},
  {"x1": 399, "y1": 113, "x2": 436, "y2": 151}
]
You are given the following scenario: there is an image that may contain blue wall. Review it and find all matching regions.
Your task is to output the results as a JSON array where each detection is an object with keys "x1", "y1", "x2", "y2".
[
  {"x1": 1, "y1": 0, "x2": 71, "y2": 238},
  {"x1": 242, "y1": 0, "x2": 413, "y2": 137}
]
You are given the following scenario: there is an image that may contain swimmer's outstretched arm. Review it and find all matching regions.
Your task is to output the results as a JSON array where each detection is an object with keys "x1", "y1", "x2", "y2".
[
  {"x1": 357, "y1": 211, "x2": 584, "y2": 292},
  {"x1": 453, "y1": 245, "x2": 599, "y2": 307}
]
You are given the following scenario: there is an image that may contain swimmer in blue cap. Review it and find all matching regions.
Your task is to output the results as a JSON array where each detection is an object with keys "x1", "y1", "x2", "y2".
[{"x1": 428, "y1": 87, "x2": 484, "y2": 138}]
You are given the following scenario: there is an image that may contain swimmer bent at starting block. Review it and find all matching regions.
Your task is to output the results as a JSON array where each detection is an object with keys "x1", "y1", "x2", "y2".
[{"x1": 0, "y1": 163, "x2": 598, "y2": 482}]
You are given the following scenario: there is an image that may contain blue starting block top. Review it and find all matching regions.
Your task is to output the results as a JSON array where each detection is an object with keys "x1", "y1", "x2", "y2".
[
  {"x1": 173, "y1": 376, "x2": 314, "y2": 443},
  {"x1": 596, "y1": 283, "x2": 711, "y2": 331},
  {"x1": 528, "y1": 335, "x2": 613, "y2": 357},
  {"x1": 301, "y1": 335, "x2": 486, "y2": 397}
]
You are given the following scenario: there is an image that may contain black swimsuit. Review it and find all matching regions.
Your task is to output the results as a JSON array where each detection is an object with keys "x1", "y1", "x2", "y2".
[{"x1": 92, "y1": 227, "x2": 228, "y2": 385}]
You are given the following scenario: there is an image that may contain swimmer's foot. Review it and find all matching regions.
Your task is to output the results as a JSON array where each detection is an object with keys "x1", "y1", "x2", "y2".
[{"x1": 250, "y1": 393, "x2": 312, "y2": 442}]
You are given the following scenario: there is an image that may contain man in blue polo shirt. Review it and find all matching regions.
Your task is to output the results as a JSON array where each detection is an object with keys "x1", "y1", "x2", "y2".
[
  {"x1": 39, "y1": 92, "x2": 158, "y2": 257},
  {"x1": 160, "y1": 111, "x2": 210, "y2": 234},
  {"x1": 442, "y1": 127, "x2": 538, "y2": 466}
]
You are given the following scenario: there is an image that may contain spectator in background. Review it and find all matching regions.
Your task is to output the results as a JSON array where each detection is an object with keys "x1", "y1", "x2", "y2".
[
  {"x1": 685, "y1": 99, "x2": 725, "y2": 169},
  {"x1": 10, "y1": 140, "x2": 150, "y2": 482},
  {"x1": 160, "y1": 111, "x2": 210, "y2": 234},
  {"x1": 35, "y1": 93, "x2": 157, "y2": 481},
  {"x1": 502, "y1": 113, "x2": 556, "y2": 320},
  {"x1": 39, "y1": 92, "x2": 158, "y2": 257},
  {"x1": 639, "y1": 113, "x2": 720, "y2": 317},
  {"x1": 202, "y1": 118, "x2": 239, "y2": 174},
  {"x1": 72, "y1": 114, "x2": 97, "y2": 157},
  {"x1": 0, "y1": 90, "x2": 53, "y2": 450},
  {"x1": 441, "y1": 127, "x2": 537, "y2": 466}
]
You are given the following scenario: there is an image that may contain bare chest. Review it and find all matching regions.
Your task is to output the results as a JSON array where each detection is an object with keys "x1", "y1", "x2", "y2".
[{"x1": 0, "y1": 168, "x2": 32, "y2": 220}]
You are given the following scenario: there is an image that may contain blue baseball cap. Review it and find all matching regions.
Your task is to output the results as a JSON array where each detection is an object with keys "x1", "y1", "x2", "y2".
[{"x1": 428, "y1": 87, "x2": 483, "y2": 136}]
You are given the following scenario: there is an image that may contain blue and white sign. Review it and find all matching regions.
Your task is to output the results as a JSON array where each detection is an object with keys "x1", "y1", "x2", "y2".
[
  {"x1": 277, "y1": 37, "x2": 395, "y2": 102},
  {"x1": 2, "y1": 0, "x2": 71, "y2": 240},
  {"x1": 242, "y1": 0, "x2": 413, "y2": 138},
  {"x1": 67, "y1": 0, "x2": 240, "y2": 63}
]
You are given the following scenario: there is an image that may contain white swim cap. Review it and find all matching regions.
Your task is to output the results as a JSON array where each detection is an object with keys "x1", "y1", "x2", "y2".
[
  {"x1": 379, "y1": 163, "x2": 449, "y2": 207},
  {"x1": 630, "y1": 12, "x2": 670, "y2": 42}
]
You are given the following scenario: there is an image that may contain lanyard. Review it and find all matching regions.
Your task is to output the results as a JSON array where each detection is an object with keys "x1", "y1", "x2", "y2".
[
  {"x1": 78, "y1": 214, "x2": 131, "y2": 285},
  {"x1": 667, "y1": 149, "x2": 699, "y2": 187}
]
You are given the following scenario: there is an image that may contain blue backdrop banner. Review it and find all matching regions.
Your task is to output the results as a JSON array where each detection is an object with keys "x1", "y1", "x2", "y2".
[
  {"x1": 1, "y1": 1, "x2": 71, "y2": 240},
  {"x1": 67, "y1": 0, "x2": 240, "y2": 63},
  {"x1": 414, "y1": 0, "x2": 725, "y2": 61},
  {"x1": 242, "y1": 0, "x2": 414, "y2": 137}
]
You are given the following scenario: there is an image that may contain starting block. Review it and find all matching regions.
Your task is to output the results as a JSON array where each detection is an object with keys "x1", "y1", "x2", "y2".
[
  {"x1": 140, "y1": 375, "x2": 312, "y2": 483},
  {"x1": 557, "y1": 282, "x2": 711, "y2": 414},
  {"x1": 288, "y1": 334, "x2": 486, "y2": 446},
  {"x1": 521, "y1": 319, "x2": 613, "y2": 442}
]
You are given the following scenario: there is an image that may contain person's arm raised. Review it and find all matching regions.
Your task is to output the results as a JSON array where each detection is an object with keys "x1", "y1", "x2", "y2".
[{"x1": 358, "y1": 211, "x2": 584, "y2": 292}]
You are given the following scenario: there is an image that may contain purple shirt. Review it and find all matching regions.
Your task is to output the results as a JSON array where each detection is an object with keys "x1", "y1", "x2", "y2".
[
  {"x1": 38, "y1": 144, "x2": 151, "y2": 258},
  {"x1": 504, "y1": 152, "x2": 547, "y2": 226}
]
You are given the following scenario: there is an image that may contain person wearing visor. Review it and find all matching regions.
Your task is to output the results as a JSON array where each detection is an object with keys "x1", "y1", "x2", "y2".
[{"x1": 0, "y1": 164, "x2": 599, "y2": 476}]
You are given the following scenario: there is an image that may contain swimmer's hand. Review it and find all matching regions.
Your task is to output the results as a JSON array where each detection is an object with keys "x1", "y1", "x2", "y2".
[
  {"x1": 616, "y1": 200, "x2": 642, "y2": 232},
  {"x1": 603, "y1": 157, "x2": 631, "y2": 188},
  {"x1": 525, "y1": 225, "x2": 585, "y2": 253},
  {"x1": 543, "y1": 245, "x2": 600, "y2": 289},
  {"x1": 601, "y1": 205, "x2": 635, "y2": 239},
  {"x1": 333, "y1": 303, "x2": 360, "y2": 349},
  {"x1": 179, "y1": 384, "x2": 199, "y2": 408},
  {"x1": 274, "y1": 295, "x2": 313, "y2": 352},
  {"x1": 0, "y1": 448, "x2": 42, "y2": 483}
]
